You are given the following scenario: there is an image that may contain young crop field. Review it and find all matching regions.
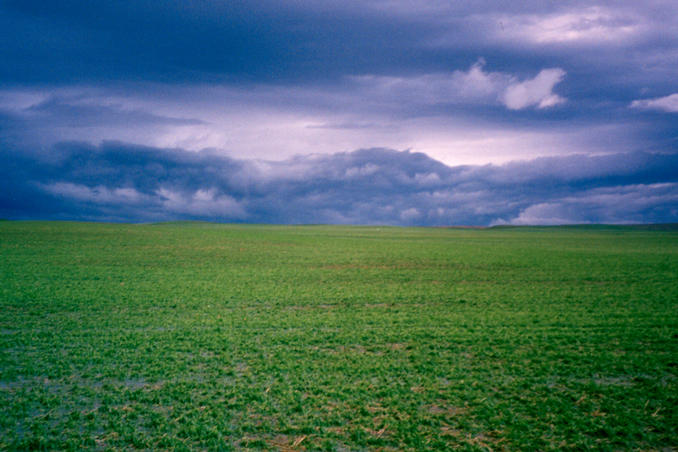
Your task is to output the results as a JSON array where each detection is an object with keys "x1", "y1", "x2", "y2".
[{"x1": 1, "y1": 221, "x2": 677, "y2": 451}]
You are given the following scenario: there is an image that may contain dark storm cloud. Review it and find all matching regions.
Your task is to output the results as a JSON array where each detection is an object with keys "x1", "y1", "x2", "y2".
[
  {"x1": 2, "y1": 142, "x2": 677, "y2": 225},
  {"x1": 1, "y1": 1, "x2": 677, "y2": 221},
  {"x1": 2, "y1": 1, "x2": 676, "y2": 92},
  {"x1": 2, "y1": 0, "x2": 677, "y2": 135},
  {"x1": 0, "y1": 0, "x2": 436, "y2": 84}
]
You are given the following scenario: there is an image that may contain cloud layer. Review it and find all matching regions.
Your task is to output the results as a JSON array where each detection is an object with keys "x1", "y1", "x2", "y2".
[
  {"x1": 2, "y1": 142, "x2": 676, "y2": 225},
  {"x1": 1, "y1": 1, "x2": 677, "y2": 223},
  {"x1": 1, "y1": 0, "x2": 677, "y2": 166},
  {"x1": 353, "y1": 60, "x2": 567, "y2": 111}
]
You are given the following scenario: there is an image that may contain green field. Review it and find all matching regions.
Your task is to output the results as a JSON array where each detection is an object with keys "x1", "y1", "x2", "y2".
[{"x1": 1, "y1": 222, "x2": 677, "y2": 451}]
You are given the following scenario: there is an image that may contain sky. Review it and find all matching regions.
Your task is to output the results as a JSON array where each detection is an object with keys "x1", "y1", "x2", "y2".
[{"x1": 1, "y1": 0, "x2": 677, "y2": 225}]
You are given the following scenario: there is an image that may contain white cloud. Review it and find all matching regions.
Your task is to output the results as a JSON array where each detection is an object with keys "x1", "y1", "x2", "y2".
[
  {"x1": 400, "y1": 207, "x2": 421, "y2": 221},
  {"x1": 43, "y1": 183, "x2": 145, "y2": 204},
  {"x1": 502, "y1": 69, "x2": 566, "y2": 110},
  {"x1": 349, "y1": 59, "x2": 506, "y2": 104},
  {"x1": 630, "y1": 93, "x2": 678, "y2": 113},
  {"x1": 448, "y1": 58, "x2": 505, "y2": 99},
  {"x1": 494, "y1": 7, "x2": 641, "y2": 45},
  {"x1": 503, "y1": 202, "x2": 588, "y2": 226},
  {"x1": 352, "y1": 60, "x2": 566, "y2": 111},
  {"x1": 156, "y1": 188, "x2": 246, "y2": 218}
]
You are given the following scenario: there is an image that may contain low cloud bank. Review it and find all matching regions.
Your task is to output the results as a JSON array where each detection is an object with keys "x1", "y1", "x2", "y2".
[{"x1": 2, "y1": 142, "x2": 677, "y2": 225}]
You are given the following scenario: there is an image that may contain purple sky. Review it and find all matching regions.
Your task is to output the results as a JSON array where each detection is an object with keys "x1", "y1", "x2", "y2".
[{"x1": 1, "y1": 1, "x2": 677, "y2": 224}]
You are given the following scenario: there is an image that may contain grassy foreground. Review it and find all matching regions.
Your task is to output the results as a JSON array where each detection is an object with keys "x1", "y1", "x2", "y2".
[{"x1": 1, "y1": 221, "x2": 677, "y2": 451}]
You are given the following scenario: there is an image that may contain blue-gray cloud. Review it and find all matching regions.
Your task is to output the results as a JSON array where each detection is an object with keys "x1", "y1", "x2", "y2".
[
  {"x1": 2, "y1": 1, "x2": 677, "y2": 102},
  {"x1": 2, "y1": 142, "x2": 676, "y2": 225},
  {"x1": 24, "y1": 97, "x2": 205, "y2": 128},
  {"x1": 1, "y1": 1, "x2": 677, "y2": 159},
  {"x1": 631, "y1": 93, "x2": 678, "y2": 113},
  {"x1": 1, "y1": 0, "x2": 677, "y2": 218}
]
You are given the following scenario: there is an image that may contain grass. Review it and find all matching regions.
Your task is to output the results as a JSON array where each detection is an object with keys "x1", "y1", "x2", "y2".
[{"x1": 1, "y1": 221, "x2": 677, "y2": 450}]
